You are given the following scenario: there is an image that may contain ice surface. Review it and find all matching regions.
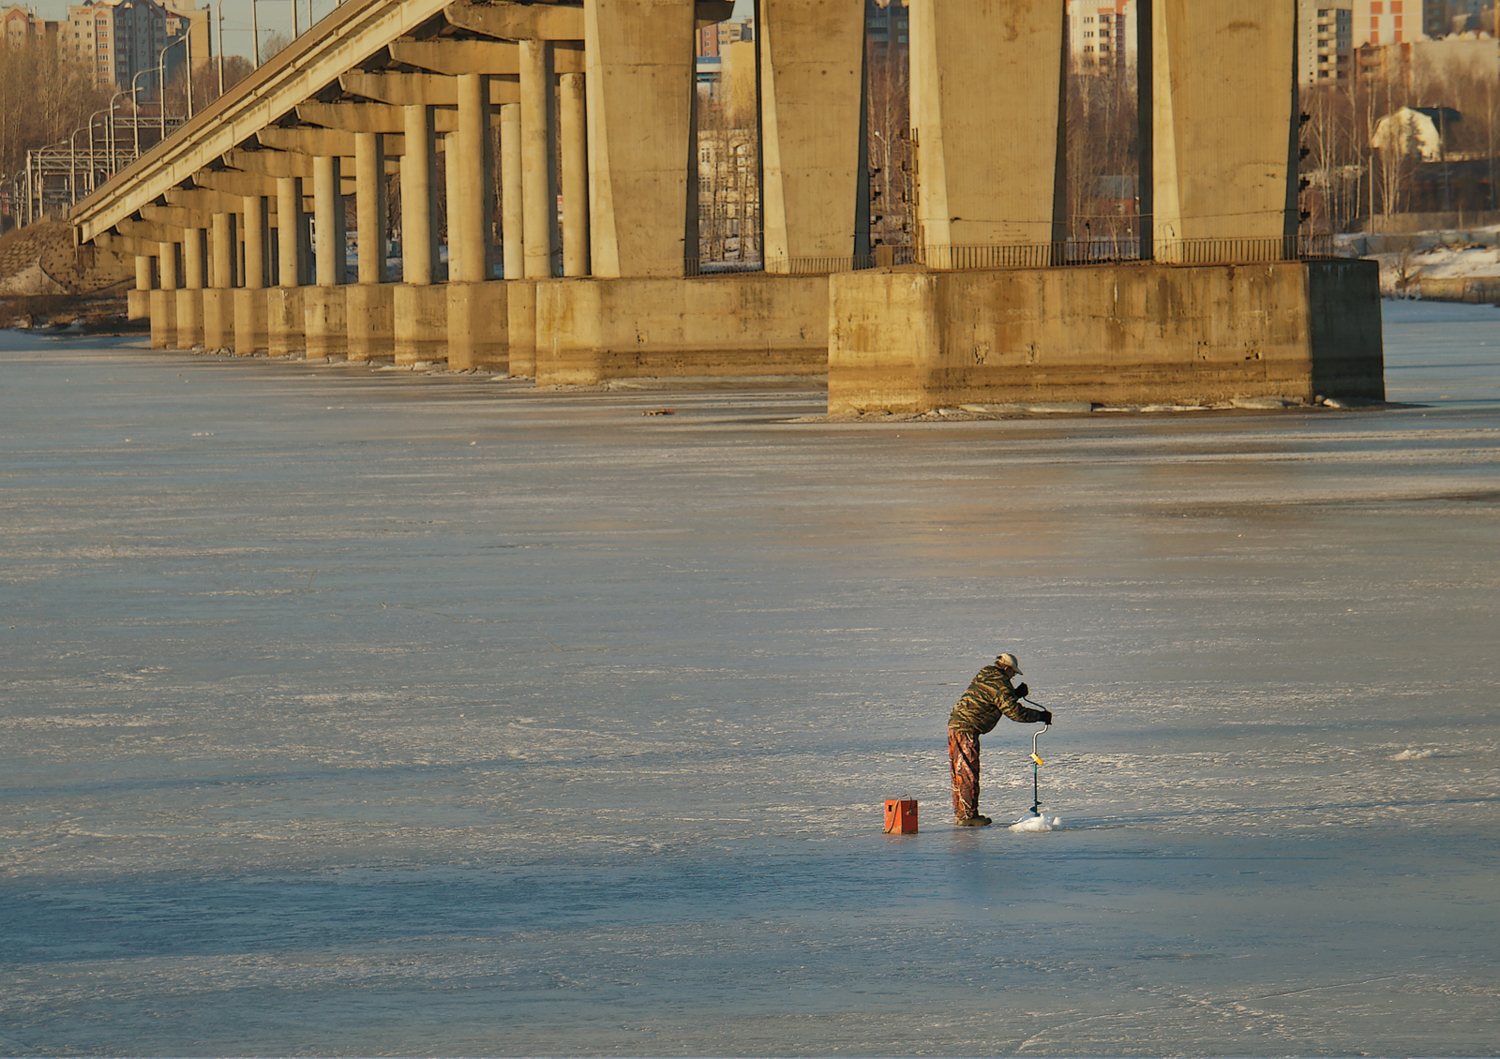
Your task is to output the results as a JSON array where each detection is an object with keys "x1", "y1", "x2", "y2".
[{"x1": 2, "y1": 304, "x2": 1499, "y2": 1057}]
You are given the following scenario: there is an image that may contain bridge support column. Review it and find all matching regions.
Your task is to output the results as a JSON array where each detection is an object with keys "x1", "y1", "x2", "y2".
[
  {"x1": 235, "y1": 194, "x2": 269, "y2": 355},
  {"x1": 500, "y1": 103, "x2": 522, "y2": 280},
  {"x1": 584, "y1": 0, "x2": 695, "y2": 278},
  {"x1": 498, "y1": 103, "x2": 531, "y2": 372},
  {"x1": 150, "y1": 240, "x2": 179, "y2": 349},
  {"x1": 1152, "y1": 0, "x2": 1297, "y2": 260},
  {"x1": 395, "y1": 104, "x2": 445, "y2": 364},
  {"x1": 448, "y1": 73, "x2": 505, "y2": 372},
  {"x1": 350, "y1": 132, "x2": 394, "y2": 362},
  {"x1": 759, "y1": 1, "x2": 866, "y2": 273},
  {"x1": 306, "y1": 154, "x2": 348, "y2": 359},
  {"x1": 908, "y1": 0, "x2": 1066, "y2": 262},
  {"x1": 559, "y1": 72, "x2": 588, "y2": 278},
  {"x1": 454, "y1": 73, "x2": 492, "y2": 283},
  {"x1": 176, "y1": 227, "x2": 207, "y2": 348},
  {"x1": 204, "y1": 212, "x2": 236, "y2": 351},
  {"x1": 269, "y1": 176, "x2": 307, "y2": 356},
  {"x1": 522, "y1": 39, "x2": 556, "y2": 279},
  {"x1": 129, "y1": 255, "x2": 152, "y2": 321}
]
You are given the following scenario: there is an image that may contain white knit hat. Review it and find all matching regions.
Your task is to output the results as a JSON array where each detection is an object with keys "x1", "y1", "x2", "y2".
[{"x1": 996, "y1": 652, "x2": 1022, "y2": 674}]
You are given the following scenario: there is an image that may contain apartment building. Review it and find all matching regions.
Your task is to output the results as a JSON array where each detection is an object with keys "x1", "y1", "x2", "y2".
[
  {"x1": 1, "y1": 4, "x2": 52, "y2": 46},
  {"x1": 1300, "y1": 1, "x2": 1356, "y2": 83},
  {"x1": 1353, "y1": 0, "x2": 1424, "y2": 45},
  {"x1": 1069, "y1": 0, "x2": 1138, "y2": 71},
  {"x1": 60, "y1": 0, "x2": 205, "y2": 92}
]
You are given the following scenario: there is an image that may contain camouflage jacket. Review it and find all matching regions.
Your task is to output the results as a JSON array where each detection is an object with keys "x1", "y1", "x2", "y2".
[{"x1": 947, "y1": 664, "x2": 1048, "y2": 734}]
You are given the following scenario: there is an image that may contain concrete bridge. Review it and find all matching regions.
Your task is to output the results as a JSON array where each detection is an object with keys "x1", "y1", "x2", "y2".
[{"x1": 69, "y1": 0, "x2": 1384, "y2": 412}]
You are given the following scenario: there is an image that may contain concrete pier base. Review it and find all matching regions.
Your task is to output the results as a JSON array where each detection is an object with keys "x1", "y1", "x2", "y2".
[
  {"x1": 347, "y1": 284, "x2": 396, "y2": 361},
  {"x1": 446, "y1": 282, "x2": 509, "y2": 371},
  {"x1": 266, "y1": 288, "x2": 307, "y2": 357},
  {"x1": 534, "y1": 274, "x2": 830, "y2": 386},
  {"x1": 149, "y1": 290, "x2": 178, "y2": 349},
  {"x1": 304, "y1": 287, "x2": 348, "y2": 360},
  {"x1": 128, "y1": 290, "x2": 150, "y2": 321},
  {"x1": 233, "y1": 289, "x2": 268, "y2": 355},
  {"x1": 506, "y1": 281, "x2": 537, "y2": 377},
  {"x1": 393, "y1": 284, "x2": 449, "y2": 365},
  {"x1": 827, "y1": 260, "x2": 1384, "y2": 413},
  {"x1": 175, "y1": 290, "x2": 205, "y2": 349},
  {"x1": 203, "y1": 290, "x2": 234, "y2": 351}
]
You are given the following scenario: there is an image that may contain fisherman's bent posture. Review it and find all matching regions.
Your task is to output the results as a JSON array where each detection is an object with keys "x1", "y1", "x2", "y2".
[{"x1": 948, "y1": 652, "x2": 1052, "y2": 827}]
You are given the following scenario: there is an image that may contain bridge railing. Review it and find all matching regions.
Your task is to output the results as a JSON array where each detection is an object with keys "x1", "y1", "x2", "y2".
[{"x1": 687, "y1": 234, "x2": 1340, "y2": 277}]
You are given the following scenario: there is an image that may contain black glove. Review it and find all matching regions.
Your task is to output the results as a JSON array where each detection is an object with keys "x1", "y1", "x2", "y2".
[
  {"x1": 1037, "y1": 710, "x2": 1053, "y2": 725},
  {"x1": 1014, "y1": 682, "x2": 1029, "y2": 699}
]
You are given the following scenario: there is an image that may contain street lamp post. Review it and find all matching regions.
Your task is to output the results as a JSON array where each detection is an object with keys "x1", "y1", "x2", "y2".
[
  {"x1": 157, "y1": 34, "x2": 190, "y2": 142},
  {"x1": 131, "y1": 68, "x2": 155, "y2": 158},
  {"x1": 106, "y1": 89, "x2": 127, "y2": 177},
  {"x1": 84, "y1": 106, "x2": 110, "y2": 194}
]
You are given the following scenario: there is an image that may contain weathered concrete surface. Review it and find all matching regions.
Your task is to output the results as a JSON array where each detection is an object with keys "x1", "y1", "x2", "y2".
[
  {"x1": 304, "y1": 287, "x2": 349, "y2": 359},
  {"x1": 127, "y1": 290, "x2": 150, "y2": 321},
  {"x1": 759, "y1": 1, "x2": 866, "y2": 271},
  {"x1": 266, "y1": 287, "x2": 307, "y2": 357},
  {"x1": 506, "y1": 280, "x2": 537, "y2": 377},
  {"x1": 584, "y1": 0, "x2": 695, "y2": 278},
  {"x1": 347, "y1": 283, "x2": 396, "y2": 361},
  {"x1": 827, "y1": 261, "x2": 1384, "y2": 413},
  {"x1": 202, "y1": 289, "x2": 233, "y2": 351},
  {"x1": 908, "y1": 0, "x2": 1066, "y2": 253},
  {"x1": 535, "y1": 274, "x2": 830, "y2": 386},
  {"x1": 149, "y1": 289, "x2": 178, "y2": 349},
  {"x1": 1153, "y1": 1, "x2": 1297, "y2": 254},
  {"x1": 393, "y1": 283, "x2": 449, "y2": 364},
  {"x1": 175, "y1": 289, "x2": 205, "y2": 348},
  {"x1": 446, "y1": 282, "x2": 509, "y2": 371},
  {"x1": 233, "y1": 288, "x2": 268, "y2": 355}
]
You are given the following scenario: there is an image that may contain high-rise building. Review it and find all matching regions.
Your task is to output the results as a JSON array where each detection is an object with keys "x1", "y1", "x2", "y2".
[
  {"x1": 1068, "y1": 0, "x2": 1138, "y2": 71},
  {"x1": 1300, "y1": 1, "x2": 1356, "y2": 83},
  {"x1": 867, "y1": 0, "x2": 908, "y2": 55},
  {"x1": 61, "y1": 0, "x2": 203, "y2": 92},
  {"x1": 1, "y1": 4, "x2": 53, "y2": 46},
  {"x1": 1353, "y1": 0, "x2": 1424, "y2": 46}
]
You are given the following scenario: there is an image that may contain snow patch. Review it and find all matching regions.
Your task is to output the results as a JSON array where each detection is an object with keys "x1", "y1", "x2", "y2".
[
  {"x1": 1010, "y1": 813, "x2": 1063, "y2": 832},
  {"x1": 1391, "y1": 748, "x2": 1437, "y2": 761}
]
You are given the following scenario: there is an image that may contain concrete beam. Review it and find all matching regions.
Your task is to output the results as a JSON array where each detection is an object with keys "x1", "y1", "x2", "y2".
[
  {"x1": 193, "y1": 169, "x2": 281, "y2": 199},
  {"x1": 226, "y1": 148, "x2": 317, "y2": 180},
  {"x1": 258, "y1": 126, "x2": 410, "y2": 158},
  {"x1": 340, "y1": 70, "x2": 519, "y2": 107},
  {"x1": 117, "y1": 217, "x2": 188, "y2": 244},
  {"x1": 297, "y1": 101, "x2": 460, "y2": 134},
  {"x1": 909, "y1": 0, "x2": 1067, "y2": 252},
  {"x1": 389, "y1": 38, "x2": 585, "y2": 75},
  {"x1": 443, "y1": 0, "x2": 585, "y2": 41},
  {"x1": 167, "y1": 186, "x2": 258, "y2": 215},
  {"x1": 585, "y1": 0, "x2": 696, "y2": 278},
  {"x1": 1153, "y1": 0, "x2": 1298, "y2": 254},
  {"x1": 95, "y1": 231, "x2": 160, "y2": 258},
  {"x1": 142, "y1": 204, "x2": 213, "y2": 230}
]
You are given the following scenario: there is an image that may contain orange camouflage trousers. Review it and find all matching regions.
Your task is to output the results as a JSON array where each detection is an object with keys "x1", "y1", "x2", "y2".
[{"x1": 948, "y1": 729, "x2": 980, "y2": 820}]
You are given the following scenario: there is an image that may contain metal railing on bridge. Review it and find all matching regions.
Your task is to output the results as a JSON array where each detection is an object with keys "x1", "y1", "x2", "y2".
[{"x1": 687, "y1": 234, "x2": 1340, "y2": 278}]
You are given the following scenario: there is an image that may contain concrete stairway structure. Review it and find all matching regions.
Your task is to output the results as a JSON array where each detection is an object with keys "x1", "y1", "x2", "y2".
[{"x1": 70, "y1": 0, "x2": 1384, "y2": 411}]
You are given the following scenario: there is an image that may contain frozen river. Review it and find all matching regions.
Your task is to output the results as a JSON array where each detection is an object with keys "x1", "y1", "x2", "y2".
[{"x1": 2, "y1": 300, "x2": 1498, "y2": 1057}]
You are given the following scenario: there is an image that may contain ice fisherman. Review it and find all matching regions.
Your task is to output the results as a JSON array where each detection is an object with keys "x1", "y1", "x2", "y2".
[{"x1": 947, "y1": 652, "x2": 1052, "y2": 827}]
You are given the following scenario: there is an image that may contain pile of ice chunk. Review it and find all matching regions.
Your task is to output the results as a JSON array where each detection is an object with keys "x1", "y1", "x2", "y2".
[{"x1": 1010, "y1": 813, "x2": 1063, "y2": 832}]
